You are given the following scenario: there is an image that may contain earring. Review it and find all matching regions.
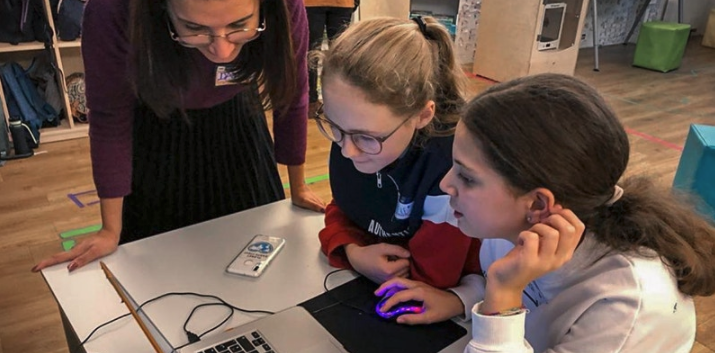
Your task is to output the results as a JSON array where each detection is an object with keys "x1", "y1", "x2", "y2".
[{"x1": 526, "y1": 215, "x2": 532, "y2": 223}]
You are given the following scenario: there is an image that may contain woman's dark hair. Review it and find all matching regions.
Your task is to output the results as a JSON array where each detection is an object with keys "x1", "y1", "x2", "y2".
[
  {"x1": 129, "y1": 0, "x2": 297, "y2": 118},
  {"x1": 461, "y1": 73, "x2": 715, "y2": 296}
]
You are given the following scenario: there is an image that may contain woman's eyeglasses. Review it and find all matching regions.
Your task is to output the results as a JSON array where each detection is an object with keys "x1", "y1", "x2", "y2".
[
  {"x1": 167, "y1": 13, "x2": 265, "y2": 48},
  {"x1": 310, "y1": 103, "x2": 413, "y2": 155}
]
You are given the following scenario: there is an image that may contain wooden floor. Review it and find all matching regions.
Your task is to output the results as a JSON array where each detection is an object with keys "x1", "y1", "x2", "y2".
[{"x1": 1, "y1": 37, "x2": 714, "y2": 353}]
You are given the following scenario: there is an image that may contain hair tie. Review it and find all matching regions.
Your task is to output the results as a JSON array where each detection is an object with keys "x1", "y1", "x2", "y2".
[
  {"x1": 604, "y1": 185, "x2": 624, "y2": 206},
  {"x1": 412, "y1": 16, "x2": 430, "y2": 39}
]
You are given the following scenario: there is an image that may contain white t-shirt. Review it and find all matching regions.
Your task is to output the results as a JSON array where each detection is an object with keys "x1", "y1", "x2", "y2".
[{"x1": 462, "y1": 236, "x2": 695, "y2": 353}]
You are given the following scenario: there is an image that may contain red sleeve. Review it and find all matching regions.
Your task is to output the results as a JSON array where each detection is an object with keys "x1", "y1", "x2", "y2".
[
  {"x1": 319, "y1": 200, "x2": 374, "y2": 269},
  {"x1": 407, "y1": 221, "x2": 482, "y2": 289}
]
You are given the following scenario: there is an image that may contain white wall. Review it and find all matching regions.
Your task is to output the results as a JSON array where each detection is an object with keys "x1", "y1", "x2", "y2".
[
  {"x1": 357, "y1": 0, "x2": 410, "y2": 20},
  {"x1": 355, "y1": 0, "x2": 714, "y2": 51},
  {"x1": 661, "y1": 0, "x2": 715, "y2": 32},
  {"x1": 579, "y1": 0, "x2": 714, "y2": 48},
  {"x1": 580, "y1": 0, "x2": 669, "y2": 47}
]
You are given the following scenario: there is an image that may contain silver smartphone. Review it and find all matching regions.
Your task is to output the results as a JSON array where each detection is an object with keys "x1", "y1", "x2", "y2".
[
  {"x1": 538, "y1": 2, "x2": 567, "y2": 51},
  {"x1": 226, "y1": 234, "x2": 286, "y2": 277}
]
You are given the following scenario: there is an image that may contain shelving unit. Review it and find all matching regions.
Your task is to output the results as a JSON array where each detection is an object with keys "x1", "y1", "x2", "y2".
[
  {"x1": 410, "y1": 0, "x2": 460, "y2": 19},
  {"x1": 472, "y1": 0, "x2": 590, "y2": 82},
  {"x1": 0, "y1": 0, "x2": 87, "y2": 145},
  {"x1": 357, "y1": 0, "x2": 480, "y2": 65},
  {"x1": 0, "y1": 42, "x2": 47, "y2": 53},
  {"x1": 56, "y1": 39, "x2": 82, "y2": 49}
]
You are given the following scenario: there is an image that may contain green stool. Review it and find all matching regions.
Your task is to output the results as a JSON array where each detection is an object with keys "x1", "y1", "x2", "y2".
[{"x1": 633, "y1": 21, "x2": 691, "y2": 72}]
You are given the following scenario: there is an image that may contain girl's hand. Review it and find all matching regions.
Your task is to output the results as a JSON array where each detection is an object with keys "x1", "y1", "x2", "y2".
[
  {"x1": 487, "y1": 205, "x2": 585, "y2": 294},
  {"x1": 375, "y1": 277, "x2": 464, "y2": 325},
  {"x1": 345, "y1": 243, "x2": 411, "y2": 283}
]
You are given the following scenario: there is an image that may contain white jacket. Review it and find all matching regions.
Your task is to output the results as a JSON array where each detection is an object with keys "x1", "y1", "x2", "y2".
[{"x1": 463, "y1": 236, "x2": 695, "y2": 353}]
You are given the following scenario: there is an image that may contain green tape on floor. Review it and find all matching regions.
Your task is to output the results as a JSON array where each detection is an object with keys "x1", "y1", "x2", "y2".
[
  {"x1": 58, "y1": 174, "x2": 331, "y2": 240},
  {"x1": 282, "y1": 173, "x2": 330, "y2": 189},
  {"x1": 60, "y1": 224, "x2": 102, "y2": 239},
  {"x1": 62, "y1": 240, "x2": 76, "y2": 251}
]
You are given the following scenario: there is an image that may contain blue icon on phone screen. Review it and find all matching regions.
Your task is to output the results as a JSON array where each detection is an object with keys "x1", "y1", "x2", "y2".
[{"x1": 248, "y1": 242, "x2": 274, "y2": 254}]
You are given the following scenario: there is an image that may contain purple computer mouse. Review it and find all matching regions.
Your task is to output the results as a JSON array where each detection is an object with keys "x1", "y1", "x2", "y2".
[{"x1": 375, "y1": 289, "x2": 424, "y2": 320}]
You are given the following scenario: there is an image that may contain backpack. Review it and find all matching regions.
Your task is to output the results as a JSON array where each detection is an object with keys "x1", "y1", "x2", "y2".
[
  {"x1": 0, "y1": 62, "x2": 59, "y2": 143},
  {"x1": 56, "y1": 0, "x2": 86, "y2": 41},
  {"x1": 27, "y1": 52, "x2": 64, "y2": 126},
  {"x1": 0, "y1": 0, "x2": 48, "y2": 44},
  {"x1": 66, "y1": 72, "x2": 87, "y2": 123}
]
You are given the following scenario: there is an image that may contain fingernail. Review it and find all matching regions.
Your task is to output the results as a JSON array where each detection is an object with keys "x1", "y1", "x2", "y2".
[
  {"x1": 68, "y1": 262, "x2": 77, "y2": 272},
  {"x1": 31, "y1": 265, "x2": 39, "y2": 272}
]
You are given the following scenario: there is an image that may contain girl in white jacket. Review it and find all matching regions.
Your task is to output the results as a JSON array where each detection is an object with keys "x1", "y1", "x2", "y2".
[{"x1": 377, "y1": 73, "x2": 715, "y2": 353}]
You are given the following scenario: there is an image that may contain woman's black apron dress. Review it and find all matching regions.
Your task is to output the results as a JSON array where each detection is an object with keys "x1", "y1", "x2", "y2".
[{"x1": 120, "y1": 86, "x2": 285, "y2": 244}]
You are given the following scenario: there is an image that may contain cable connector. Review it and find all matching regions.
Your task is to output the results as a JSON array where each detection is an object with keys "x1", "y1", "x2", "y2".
[{"x1": 186, "y1": 331, "x2": 200, "y2": 344}]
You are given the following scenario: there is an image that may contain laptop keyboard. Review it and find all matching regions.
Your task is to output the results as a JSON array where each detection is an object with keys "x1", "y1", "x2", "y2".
[{"x1": 197, "y1": 330, "x2": 276, "y2": 353}]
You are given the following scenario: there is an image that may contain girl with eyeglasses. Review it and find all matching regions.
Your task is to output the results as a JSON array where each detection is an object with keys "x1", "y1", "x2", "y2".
[
  {"x1": 313, "y1": 17, "x2": 483, "y2": 324},
  {"x1": 378, "y1": 74, "x2": 715, "y2": 351},
  {"x1": 33, "y1": 0, "x2": 325, "y2": 272}
]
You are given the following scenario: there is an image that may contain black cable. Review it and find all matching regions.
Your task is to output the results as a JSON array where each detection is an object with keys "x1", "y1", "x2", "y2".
[
  {"x1": 77, "y1": 291, "x2": 181, "y2": 348},
  {"x1": 174, "y1": 302, "x2": 236, "y2": 351},
  {"x1": 323, "y1": 268, "x2": 348, "y2": 292},
  {"x1": 314, "y1": 269, "x2": 372, "y2": 316},
  {"x1": 163, "y1": 291, "x2": 275, "y2": 315},
  {"x1": 198, "y1": 307, "x2": 234, "y2": 339},
  {"x1": 76, "y1": 313, "x2": 132, "y2": 348},
  {"x1": 76, "y1": 291, "x2": 274, "y2": 350},
  {"x1": 182, "y1": 302, "x2": 234, "y2": 339},
  {"x1": 183, "y1": 302, "x2": 230, "y2": 334}
]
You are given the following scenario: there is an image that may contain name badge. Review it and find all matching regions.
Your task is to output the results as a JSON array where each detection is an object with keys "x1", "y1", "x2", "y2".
[{"x1": 215, "y1": 66, "x2": 238, "y2": 86}]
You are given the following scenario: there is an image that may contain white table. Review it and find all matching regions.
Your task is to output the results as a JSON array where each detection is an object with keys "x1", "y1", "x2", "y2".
[{"x1": 41, "y1": 200, "x2": 471, "y2": 353}]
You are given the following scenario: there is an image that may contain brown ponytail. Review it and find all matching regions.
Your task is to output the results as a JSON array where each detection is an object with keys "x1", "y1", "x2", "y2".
[
  {"x1": 420, "y1": 17, "x2": 466, "y2": 136},
  {"x1": 313, "y1": 16, "x2": 466, "y2": 137},
  {"x1": 590, "y1": 177, "x2": 715, "y2": 296},
  {"x1": 461, "y1": 73, "x2": 715, "y2": 296}
]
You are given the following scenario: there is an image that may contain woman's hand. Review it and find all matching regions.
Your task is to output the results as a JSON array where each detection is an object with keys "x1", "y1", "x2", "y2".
[
  {"x1": 345, "y1": 243, "x2": 411, "y2": 283},
  {"x1": 32, "y1": 228, "x2": 120, "y2": 272},
  {"x1": 486, "y1": 205, "x2": 585, "y2": 297},
  {"x1": 286, "y1": 164, "x2": 326, "y2": 213},
  {"x1": 375, "y1": 277, "x2": 464, "y2": 325},
  {"x1": 290, "y1": 183, "x2": 326, "y2": 213}
]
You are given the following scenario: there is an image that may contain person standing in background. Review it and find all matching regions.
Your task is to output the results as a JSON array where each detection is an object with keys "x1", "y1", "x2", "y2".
[
  {"x1": 33, "y1": 0, "x2": 325, "y2": 273},
  {"x1": 305, "y1": 0, "x2": 355, "y2": 118}
]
